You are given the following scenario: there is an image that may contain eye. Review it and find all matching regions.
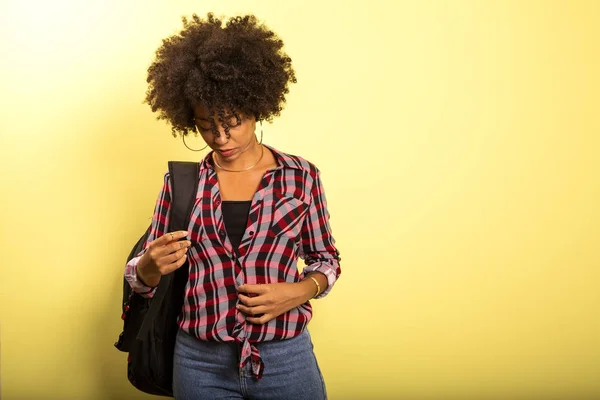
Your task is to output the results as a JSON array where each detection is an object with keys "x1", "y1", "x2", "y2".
[
  {"x1": 223, "y1": 114, "x2": 242, "y2": 128},
  {"x1": 194, "y1": 119, "x2": 213, "y2": 132}
]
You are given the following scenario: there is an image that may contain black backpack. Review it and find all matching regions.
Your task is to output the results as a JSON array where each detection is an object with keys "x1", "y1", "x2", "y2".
[{"x1": 114, "y1": 161, "x2": 199, "y2": 397}]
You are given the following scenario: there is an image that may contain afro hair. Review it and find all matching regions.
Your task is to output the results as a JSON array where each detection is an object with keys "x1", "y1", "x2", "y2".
[{"x1": 144, "y1": 13, "x2": 297, "y2": 137}]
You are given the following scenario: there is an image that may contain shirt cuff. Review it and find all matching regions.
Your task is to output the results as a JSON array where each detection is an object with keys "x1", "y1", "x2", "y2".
[
  {"x1": 125, "y1": 255, "x2": 157, "y2": 298},
  {"x1": 302, "y1": 259, "x2": 339, "y2": 299}
]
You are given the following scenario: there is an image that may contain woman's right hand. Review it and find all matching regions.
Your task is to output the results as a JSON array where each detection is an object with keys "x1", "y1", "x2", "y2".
[{"x1": 137, "y1": 230, "x2": 191, "y2": 287}]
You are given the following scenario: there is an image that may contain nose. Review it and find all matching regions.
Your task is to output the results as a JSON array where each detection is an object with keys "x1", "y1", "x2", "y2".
[{"x1": 214, "y1": 131, "x2": 229, "y2": 145}]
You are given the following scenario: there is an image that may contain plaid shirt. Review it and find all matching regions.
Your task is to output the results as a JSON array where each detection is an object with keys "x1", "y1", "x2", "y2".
[{"x1": 125, "y1": 145, "x2": 341, "y2": 378}]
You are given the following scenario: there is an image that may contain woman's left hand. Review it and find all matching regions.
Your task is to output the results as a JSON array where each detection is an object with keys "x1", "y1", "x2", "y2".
[{"x1": 236, "y1": 282, "x2": 314, "y2": 324}]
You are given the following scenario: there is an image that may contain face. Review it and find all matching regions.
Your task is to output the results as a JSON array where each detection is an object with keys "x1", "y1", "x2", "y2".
[{"x1": 192, "y1": 104, "x2": 257, "y2": 160}]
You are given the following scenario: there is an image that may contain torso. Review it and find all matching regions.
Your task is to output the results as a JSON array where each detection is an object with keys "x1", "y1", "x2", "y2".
[{"x1": 216, "y1": 145, "x2": 278, "y2": 201}]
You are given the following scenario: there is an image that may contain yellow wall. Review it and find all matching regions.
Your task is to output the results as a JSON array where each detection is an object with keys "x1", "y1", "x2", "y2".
[{"x1": 1, "y1": 0, "x2": 599, "y2": 398}]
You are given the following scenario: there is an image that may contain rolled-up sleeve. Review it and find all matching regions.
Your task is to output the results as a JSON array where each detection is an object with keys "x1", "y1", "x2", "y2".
[
  {"x1": 124, "y1": 172, "x2": 172, "y2": 298},
  {"x1": 300, "y1": 171, "x2": 341, "y2": 298}
]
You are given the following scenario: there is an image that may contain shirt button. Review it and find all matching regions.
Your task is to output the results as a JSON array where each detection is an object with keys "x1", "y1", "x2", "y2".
[
  {"x1": 219, "y1": 229, "x2": 225, "y2": 237},
  {"x1": 248, "y1": 231, "x2": 254, "y2": 236},
  {"x1": 215, "y1": 199, "x2": 221, "y2": 207}
]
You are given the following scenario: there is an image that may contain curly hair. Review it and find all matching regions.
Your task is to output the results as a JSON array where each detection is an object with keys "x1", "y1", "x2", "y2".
[{"x1": 144, "y1": 13, "x2": 297, "y2": 137}]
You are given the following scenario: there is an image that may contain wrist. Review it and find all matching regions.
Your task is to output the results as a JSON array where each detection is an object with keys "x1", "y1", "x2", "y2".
[
  {"x1": 298, "y1": 277, "x2": 319, "y2": 302},
  {"x1": 136, "y1": 257, "x2": 160, "y2": 287}
]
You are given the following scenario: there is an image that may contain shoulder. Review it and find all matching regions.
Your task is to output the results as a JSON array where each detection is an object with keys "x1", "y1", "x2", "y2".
[
  {"x1": 269, "y1": 146, "x2": 320, "y2": 178},
  {"x1": 158, "y1": 171, "x2": 173, "y2": 193}
]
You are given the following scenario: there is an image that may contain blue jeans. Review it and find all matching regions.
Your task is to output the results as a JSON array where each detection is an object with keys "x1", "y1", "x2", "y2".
[{"x1": 173, "y1": 329, "x2": 327, "y2": 400}]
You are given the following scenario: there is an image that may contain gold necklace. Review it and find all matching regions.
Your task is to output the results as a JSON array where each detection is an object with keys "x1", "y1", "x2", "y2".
[{"x1": 213, "y1": 145, "x2": 264, "y2": 172}]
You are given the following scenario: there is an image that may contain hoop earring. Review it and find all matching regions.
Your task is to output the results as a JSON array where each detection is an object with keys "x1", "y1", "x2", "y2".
[
  {"x1": 182, "y1": 127, "x2": 209, "y2": 152},
  {"x1": 257, "y1": 120, "x2": 263, "y2": 144}
]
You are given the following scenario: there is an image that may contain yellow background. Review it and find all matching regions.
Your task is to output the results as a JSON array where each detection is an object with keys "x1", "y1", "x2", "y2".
[{"x1": 1, "y1": 0, "x2": 599, "y2": 399}]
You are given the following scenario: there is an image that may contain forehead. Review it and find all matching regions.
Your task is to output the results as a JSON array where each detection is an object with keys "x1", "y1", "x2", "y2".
[{"x1": 192, "y1": 104, "x2": 237, "y2": 120}]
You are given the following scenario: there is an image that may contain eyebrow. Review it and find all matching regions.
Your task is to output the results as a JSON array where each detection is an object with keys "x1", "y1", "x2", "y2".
[{"x1": 194, "y1": 113, "x2": 239, "y2": 122}]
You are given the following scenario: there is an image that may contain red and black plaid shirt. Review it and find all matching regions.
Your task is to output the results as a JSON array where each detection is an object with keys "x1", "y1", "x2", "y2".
[{"x1": 125, "y1": 145, "x2": 341, "y2": 378}]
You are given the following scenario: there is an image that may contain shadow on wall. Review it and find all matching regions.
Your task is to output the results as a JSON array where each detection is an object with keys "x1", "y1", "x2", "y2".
[
  {"x1": 83, "y1": 107, "x2": 165, "y2": 400},
  {"x1": 89, "y1": 273, "x2": 157, "y2": 400}
]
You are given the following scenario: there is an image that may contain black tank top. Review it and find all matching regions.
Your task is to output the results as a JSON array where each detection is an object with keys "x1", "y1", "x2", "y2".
[{"x1": 221, "y1": 200, "x2": 252, "y2": 250}]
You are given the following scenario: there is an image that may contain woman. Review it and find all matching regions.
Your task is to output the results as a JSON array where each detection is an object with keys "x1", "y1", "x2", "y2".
[{"x1": 125, "y1": 13, "x2": 341, "y2": 400}]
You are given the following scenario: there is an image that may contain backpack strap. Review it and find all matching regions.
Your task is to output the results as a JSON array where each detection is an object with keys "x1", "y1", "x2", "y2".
[
  {"x1": 136, "y1": 161, "x2": 200, "y2": 339},
  {"x1": 167, "y1": 161, "x2": 201, "y2": 233}
]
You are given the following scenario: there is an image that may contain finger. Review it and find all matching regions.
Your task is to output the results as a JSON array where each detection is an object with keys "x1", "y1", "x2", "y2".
[
  {"x1": 167, "y1": 240, "x2": 192, "y2": 254},
  {"x1": 236, "y1": 304, "x2": 268, "y2": 316},
  {"x1": 161, "y1": 247, "x2": 189, "y2": 266},
  {"x1": 237, "y1": 284, "x2": 267, "y2": 295},
  {"x1": 155, "y1": 240, "x2": 192, "y2": 259},
  {"x1": 161, "y1": 256, "x2": 187, "y2": 275},
  {"x1": 159, "y1": 253, "x2": 188, "y2": 275},
  {"x1": 247, "y1": 314, "x2": 273, "y2": 325},
  {"x1": 150, "y1": 231, "x2": 189, "y2": 248},
  {"x1": 149, "y1": 231, "x2": 183, "y2": 249},
  {"x1": 238, "y1": 293, "x2": 262, "y2": 307}
]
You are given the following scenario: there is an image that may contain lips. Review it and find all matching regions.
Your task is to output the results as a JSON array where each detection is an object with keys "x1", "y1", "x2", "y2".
[{"x1": 218, "y1": 149, "x2": 236, "y2": 157}]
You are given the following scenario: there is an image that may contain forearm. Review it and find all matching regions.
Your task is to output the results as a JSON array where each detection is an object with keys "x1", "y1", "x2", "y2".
[
  {"x1": 124, "y1": 172, "x2": 172, "y2": 297},
  {"x1": 299, "y1": 170, "x2": 342, "y2": 298},
  {"x1": 298, "y1": 271, "x2": 328, "y2": 301}
]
